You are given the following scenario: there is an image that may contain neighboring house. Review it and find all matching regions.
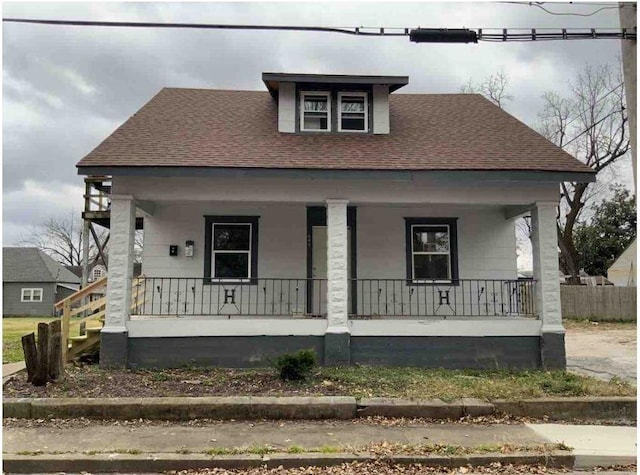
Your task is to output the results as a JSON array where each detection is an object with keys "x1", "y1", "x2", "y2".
[
  {"x1": 3, "y1": 247, "x2": 81, "y2": 316},
  {"x1": 66, "y1": 260, "x2": 141, "y2": 284},
  {"x1": 607, "y1": 238, "x2": 637, "y2": 287},
  {"x1": 76, "y1": 72, "x2": 595, "y2": 370},
  {"x1": 560, "y1": 270, "x2": 614, "y2": 286}
]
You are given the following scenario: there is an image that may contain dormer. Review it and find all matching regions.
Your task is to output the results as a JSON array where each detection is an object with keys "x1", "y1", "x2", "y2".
[{"x1": 262, "y1": 73, "x2": 409, "y2": 135}]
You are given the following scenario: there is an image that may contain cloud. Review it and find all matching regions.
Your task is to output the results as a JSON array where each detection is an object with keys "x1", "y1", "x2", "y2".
[
  {"x1": 2, "y1": 180, "x2": 84, "y2": 244},
  {"x1": 2, "y1": 1, "x2": 630, "y2": 260}
]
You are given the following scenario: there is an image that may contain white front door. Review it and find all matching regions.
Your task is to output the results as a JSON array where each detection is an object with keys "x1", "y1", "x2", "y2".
[{"x1": 311, "y1": 226, "x2": 351, "y2": 315}]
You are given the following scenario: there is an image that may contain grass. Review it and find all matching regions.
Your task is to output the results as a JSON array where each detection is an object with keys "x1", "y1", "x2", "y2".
[
  {"x1": 3, "y1": 317, "x2": 56, "y2": 364},
  {"x1": 2, "y1": 316, "x2": 102, "y2": 364},
  {"x1": 319, "y1": 366, "x2": 635, "y2": 400}
]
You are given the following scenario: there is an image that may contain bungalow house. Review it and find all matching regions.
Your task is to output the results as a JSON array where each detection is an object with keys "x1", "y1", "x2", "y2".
[
  {"x1": 3, "y1": 247, "x2": 81, "y2": 316},
  {"x1": 76, "y1": 72, "x2": 595, "y2": 370}
]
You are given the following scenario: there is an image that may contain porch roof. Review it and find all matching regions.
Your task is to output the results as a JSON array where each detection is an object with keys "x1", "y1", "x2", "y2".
[{"x1": 77, "y1": 88, "x2": 594, "y2": 180}]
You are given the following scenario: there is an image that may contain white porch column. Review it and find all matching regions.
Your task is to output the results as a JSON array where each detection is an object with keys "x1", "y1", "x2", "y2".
[
  {"x1": 324, "y1": 199, "x2": 350, "y2": 364},
  {"x1": 101, "y1": 195, "x2": 136, "y2": 367},
  {"x1": 531, "y1": 201, "x2": 566, "y2": 369}
]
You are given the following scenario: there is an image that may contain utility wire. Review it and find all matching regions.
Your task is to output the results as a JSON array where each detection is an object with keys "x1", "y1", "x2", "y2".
[
  {"x1": 499, "y1": 2, "x2": 620, "y2": 17},
  {"x1": 557, "y1": 82, "x2": 625, "y2": 148},
  {"x1": 2, "y1": 18, "x2": 635, "y2": 41}
]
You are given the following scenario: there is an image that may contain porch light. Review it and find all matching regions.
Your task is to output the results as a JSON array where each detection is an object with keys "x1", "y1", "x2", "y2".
[{"x1": 409, "y1": 28, "x2": 478, "y2": 43}]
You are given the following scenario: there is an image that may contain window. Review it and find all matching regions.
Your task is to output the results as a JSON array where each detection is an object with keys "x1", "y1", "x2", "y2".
[
  {"x1": 300, "y1": 92, "x2": 330, "y2": 132},
  {"x1": 92, "y1": 268, "x2": 103, "y2": 280},
  {"x1": 405, "y1": 218, "x2": 459, "y2": 283},
  {"x1": 21, "y1": 288, "x2": 43, "y2": 302},
  {"x1": 338, "y1": 92, "x2": 368, "y2": 132},
  {"x1": 204, "y1": 216, "x2": 259, "y2": 282}
]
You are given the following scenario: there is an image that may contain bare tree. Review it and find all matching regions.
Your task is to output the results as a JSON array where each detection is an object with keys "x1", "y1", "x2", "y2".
[
  {"x1": 19, "y1": 210, "x2": 106, "y2": 267},
  {"x1": 537, "y1": 63, "x2": 629, "y2": 283},
  {"x1": 460, "y1": 71, "x2": 513, "y2": 109}
]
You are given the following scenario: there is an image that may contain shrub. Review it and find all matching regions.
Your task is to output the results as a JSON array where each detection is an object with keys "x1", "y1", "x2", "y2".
[{"x1": 274, "y1": 349, "x2": 316, "y2": 381}]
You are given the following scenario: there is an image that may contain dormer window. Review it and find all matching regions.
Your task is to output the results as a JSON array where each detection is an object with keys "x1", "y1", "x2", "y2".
[
  {"x1": 301, "y1": 92, "x2": 330, "y2": 132},
  {"x1": 338, "y1": 92, "x2": 368, "y2": 132}
]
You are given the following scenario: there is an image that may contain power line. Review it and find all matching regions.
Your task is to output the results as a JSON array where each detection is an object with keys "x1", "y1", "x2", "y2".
[
  {"x1": 499, "y1": 2, "x2": 620, "y2": 17},
  {"x1": 531, "y1": 3, "x2": 620, "y2": 17},
  {"x1": 2, "y1": 18, "x2": 636, "y2": 41},
  {"x1": 559, "y1": 82, "x2": 625, "y2": 148}
]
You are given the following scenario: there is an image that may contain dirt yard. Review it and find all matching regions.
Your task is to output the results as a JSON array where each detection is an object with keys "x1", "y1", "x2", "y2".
[{"x1": 565, "y1": 321, "x2": 637, "y2": 383}]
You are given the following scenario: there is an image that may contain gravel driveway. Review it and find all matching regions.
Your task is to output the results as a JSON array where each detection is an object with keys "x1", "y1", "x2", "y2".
[{"x1": 565, "y1": 322, "x2": 637, "y2": 383}]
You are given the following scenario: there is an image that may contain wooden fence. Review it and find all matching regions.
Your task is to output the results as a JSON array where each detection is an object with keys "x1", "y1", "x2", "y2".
[{"x1": 561, "y1": 286, "x2": 637, "y2": 321}]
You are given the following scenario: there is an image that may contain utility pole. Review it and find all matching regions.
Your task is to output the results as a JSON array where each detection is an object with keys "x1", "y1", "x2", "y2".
[{"x1": 619, "y1": 2, "x2": 637, "y2": 192}]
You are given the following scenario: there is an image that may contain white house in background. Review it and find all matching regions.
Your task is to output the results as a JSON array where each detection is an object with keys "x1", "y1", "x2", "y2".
[
  {"x1": 76, "y1": 72, "x2": 595, "y2": 370},
  {"x1": 607, "y1": 238, "x2": 637, "y2": 286}
]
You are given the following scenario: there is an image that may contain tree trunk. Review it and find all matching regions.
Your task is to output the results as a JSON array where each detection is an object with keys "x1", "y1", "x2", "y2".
[
  {"x1": 48, "y1": 320, "x2": 64, "y2": 381},
  {"x1": 558, "y1": 230, "x2": 581, "y2": 285},
  {"x1": 33, "y1": 322, "x2": 49, "y2": 386},
  {"x1": 21, "y1": 332, "x2": 38, "y2": 383}
]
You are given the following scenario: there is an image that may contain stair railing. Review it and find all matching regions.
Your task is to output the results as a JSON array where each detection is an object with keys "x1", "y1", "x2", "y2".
[{"x1": 54, "y1": 275, "x2": 145, "y2": 361}]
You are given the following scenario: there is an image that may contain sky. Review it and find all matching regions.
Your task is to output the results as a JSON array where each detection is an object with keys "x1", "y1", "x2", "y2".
[{"x1": 1, "y1": 1, "x2": 634, "y2": 271}]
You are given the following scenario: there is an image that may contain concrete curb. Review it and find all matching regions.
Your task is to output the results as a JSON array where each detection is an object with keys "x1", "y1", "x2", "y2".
[
  {"x1": 1, "y1": 451, "x2": 575, "y2": 473},
  {"x1": 492, "y1": 396, "x2": 637, "y2": 421},
  {"x1": 3, "y1": 396, "x2": 635, "y2": 421},
  {"x1": 5, "y1": 396, "x2": 358, "y2": 420}
]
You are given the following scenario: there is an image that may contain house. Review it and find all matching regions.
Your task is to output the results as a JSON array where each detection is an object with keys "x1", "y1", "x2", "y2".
[
  {"x1": 76, "y1": 72, "x2": 595, "y2": 370},
  {"x1": 560, "y1": 270, "x2": 615, "y2": 286},
  {"x1": 3, "y1": 247, "x2": 81, "y2": 316},
  {"x1": 67, "y1": 259, "x2": 142, "y2": 284},
  {"x1": 607, "y1": 238, "x2": 637, "y2": 286}
]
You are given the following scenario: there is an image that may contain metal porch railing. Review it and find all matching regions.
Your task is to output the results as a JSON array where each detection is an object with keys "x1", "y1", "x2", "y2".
[{"x1": 131, "y1": 277, "x2": 535, "y2": 318}]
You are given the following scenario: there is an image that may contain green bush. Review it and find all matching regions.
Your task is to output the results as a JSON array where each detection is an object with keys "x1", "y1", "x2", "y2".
[{"x1": 274, "y1": 349, "x2": 316, "y2": 381}]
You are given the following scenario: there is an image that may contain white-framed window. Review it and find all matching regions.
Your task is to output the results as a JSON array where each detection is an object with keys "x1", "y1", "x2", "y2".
[
  {"x1": 92, "y1": 267, "x2": 103, "y2": 280},
  {"x1": 300, "y1": 91, "x2": 331, "y2": 132},
  {"x1": 338, "y1": 92, "x2": 368, "y2": 132},
  {"x1": 21, "y1": 288, "x2": 43, "y2": 302}
]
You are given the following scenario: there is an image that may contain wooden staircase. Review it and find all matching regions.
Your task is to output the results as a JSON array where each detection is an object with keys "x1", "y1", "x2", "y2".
[{"x1": 54, "y1": 276, "x2": 145, "y2": 362}]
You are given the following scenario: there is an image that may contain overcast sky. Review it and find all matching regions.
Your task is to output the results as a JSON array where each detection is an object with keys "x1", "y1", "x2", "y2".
[{"x1": 2, "y1": 1, "x2": 633, "y2": 270}]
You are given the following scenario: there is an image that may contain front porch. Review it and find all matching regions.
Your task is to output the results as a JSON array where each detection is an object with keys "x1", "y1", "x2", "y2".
[{"x1": 100, "y1": 174, "x2": 564, "y2": 370}]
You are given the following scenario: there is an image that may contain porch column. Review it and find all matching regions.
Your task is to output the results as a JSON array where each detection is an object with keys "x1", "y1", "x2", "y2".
[
  {"x1": 101, "y1": 194, "x2": 136, "y2": 368},
  {"x1": 324, "y1": 199, "x2": 350, "y2": 365},
  {"x1": 531, "y1": 201, "x2": 566, "y2": 369}
]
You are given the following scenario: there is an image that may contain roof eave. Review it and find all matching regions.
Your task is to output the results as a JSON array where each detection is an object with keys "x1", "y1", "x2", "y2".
[{"x1": 77, "y1": 165, "x2": 596, "y2": 183}]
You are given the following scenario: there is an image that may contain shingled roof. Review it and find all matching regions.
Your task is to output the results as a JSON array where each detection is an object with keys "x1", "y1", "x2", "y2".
[
  {"x1": 3, "y1": 247, "x2": 81, "y2": 284},
  {"x1": 77, "y1": 88, "x2": 594, "y2": 176}
]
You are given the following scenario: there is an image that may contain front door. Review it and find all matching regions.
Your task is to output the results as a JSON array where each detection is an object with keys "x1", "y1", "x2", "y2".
[{"x1": 311, "y1": 226, "x2": 351, "y2": 315}]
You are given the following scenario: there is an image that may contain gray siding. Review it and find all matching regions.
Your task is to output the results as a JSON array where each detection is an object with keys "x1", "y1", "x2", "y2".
[
  {"x1": 55, "y1": 285, "x2": 77, "y2": 303},
  {"x1": 2, "y1": 282, "x2": 56, "y2": 316}
]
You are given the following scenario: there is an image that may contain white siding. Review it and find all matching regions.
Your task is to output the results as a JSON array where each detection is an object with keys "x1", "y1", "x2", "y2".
[
  {"x1": 114, "y1": 175, "x2": 559, "y2": 205},
  {"x1": 278, "y1": 82, "x2": 296, "y2": 133},
  {"x1": 357, "y1": 205, "x2": 517, "y2": 281},
  {"x1": 372, "y1": 85, "x2": 390, "y2": 134},
  {"x1": 142, "y1": 202, "x2": 307, "y2": 278}
]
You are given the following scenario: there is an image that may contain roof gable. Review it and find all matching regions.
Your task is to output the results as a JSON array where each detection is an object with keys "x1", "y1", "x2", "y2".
[
  {"x1": 77, "y1": 87, "x2": 594, "y2": 176},
  {"x1": 3, "y1": 247, "x2": 81, "y2": 284}
]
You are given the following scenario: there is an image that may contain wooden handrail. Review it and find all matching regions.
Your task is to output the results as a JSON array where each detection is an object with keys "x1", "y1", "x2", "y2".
[
  {"x1": 59, "y1": 275, "x2": 145, "y2": 361},
  {"x1": 54, "y1": 276, "x2": 107, "y2": 311}
]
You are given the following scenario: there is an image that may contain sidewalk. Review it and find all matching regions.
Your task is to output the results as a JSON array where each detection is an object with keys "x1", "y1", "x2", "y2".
[
  {"x1": 3, "y1": 419, "x2": 636, "y2": 471},
  {"x1": 527, "y1": 423, "x2": 638, "y2": 469},
  {"x1": 2, "y1": 362, "x2": 25, "y2": 384}
]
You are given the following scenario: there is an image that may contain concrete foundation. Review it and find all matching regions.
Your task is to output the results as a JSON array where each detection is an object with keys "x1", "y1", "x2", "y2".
[
  {"x1": 540, "y1": 332, "x2": 567, "y2": 370},
  {"x1": 105, "y1": 334, "x2": 564, "y2": 370},
  {"x1": 100, "y1": 332, "x2": 129, "y2": 368}
]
